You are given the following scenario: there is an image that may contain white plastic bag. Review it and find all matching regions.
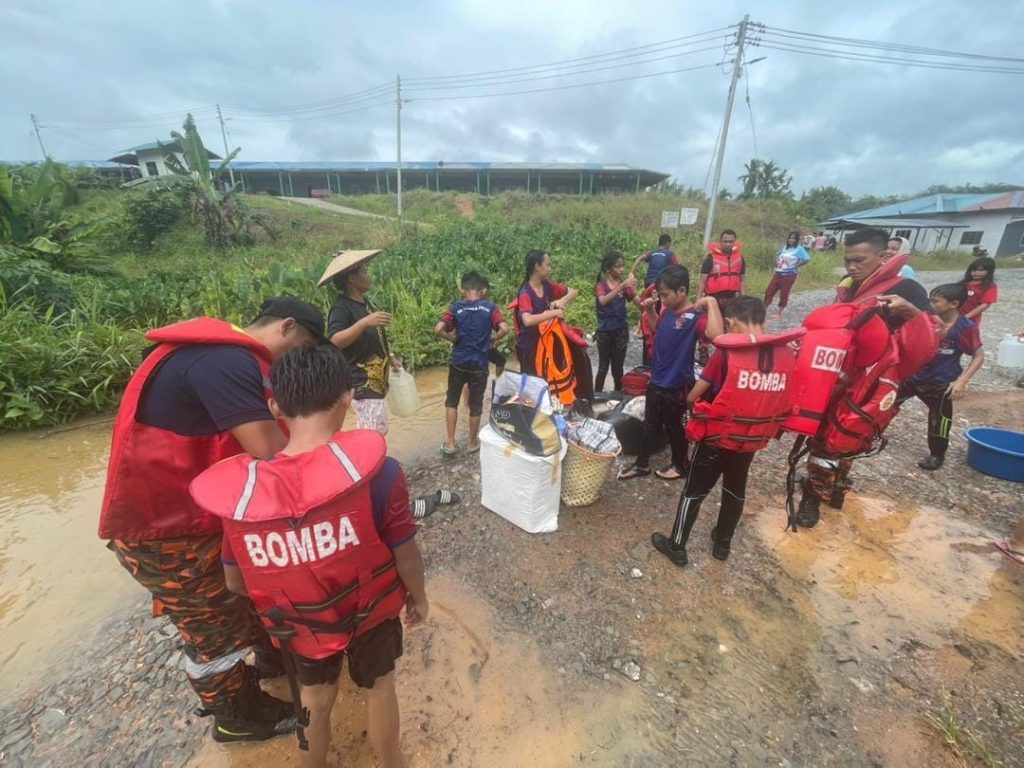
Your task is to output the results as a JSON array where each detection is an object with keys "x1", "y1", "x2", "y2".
[
  {"x1": 386, "y1": 367, "x2": 421, "y2": 417},
  {"x1": 479, "y1": 424, "x2": 565, "y2": 533}
]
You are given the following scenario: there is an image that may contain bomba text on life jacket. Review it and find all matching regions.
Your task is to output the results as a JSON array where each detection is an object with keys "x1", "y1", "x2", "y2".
[
  {"x1": 810, "y1": 346, "x2": 846, "y2": 373},
  {"x1": 243, "y1": 516, "x2": 362, "y2": 568},
  {"x1": 736, "y1": 370, "x2": 788, "y2": 392}
]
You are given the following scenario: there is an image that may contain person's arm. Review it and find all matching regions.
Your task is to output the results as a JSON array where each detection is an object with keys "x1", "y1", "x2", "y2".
[
  {"x1": 963, "y1": 303, "x2": 991, "y2": 321},
  {"x1": 696, "y1": 296, "x2": 724, "y2": 339},
  {"x1": 948, "y1": 348, "x2": 984, "y2": 400},
  {"x1": 393, "y1": 539, "x2": 428, "y2": 626},
  {"x1": 596, "y1": 276, "x2": 637, "y2": 306},
  {"x1": 687, "y1": 379, "x2": 711, "y2": 405},
  {"x1": 230, "y1": 420, "x2": 287, "y2": 459},
  {"x1": 629, "y1": 251, "x2": 649, "y2": 276},
  {"x1": 329, "y1": 309, "x2": 393, "y2": 350},
  {"x1": 223, "y1": 563, "x2": 248, "y2": 596},
  {"x1": 549, "y1": 284, "x2": 579, "y2": 311},
  {"x1": 739, "y1": 258, "x2": 746, "y2": 295},
  {"x1": 492, "y1": 320, "x2": 509, "y2": 343},
  {"x1": 641, "y1": 297, "x2": 661, "y2": 329},
  {"x1": 520, "y1": 308, "x2": 563, "y2": 327},
  {"x1": 434, "y1": 320, "x2": 457, "y2": 343}
]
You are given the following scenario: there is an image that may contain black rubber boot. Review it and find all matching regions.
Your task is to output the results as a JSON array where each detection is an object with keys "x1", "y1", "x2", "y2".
[
  {"x1": 795, "y1": 487, "x2": 821, "y2": 529},
  {"x1": 918, "y1": 455, "x2": 944, "y2": 471},
  {"x1": 651, "y1": 533, "x2": 687, "y2": 566},
  {"x1": 710, "y1": 526, "x2": 731, "y2": 561}
]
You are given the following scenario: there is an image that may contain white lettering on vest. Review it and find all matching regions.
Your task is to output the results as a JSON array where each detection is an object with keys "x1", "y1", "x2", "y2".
[
  {"x1": 286, "y1": 528, "x2": 315, "y2": 564},
  {"x1": 265, "y1": 532, "x2": 288, "y2": 567},
  {"x1": 244, "y1": 534, "x2": 268, "y2": 567},
  {"x1": 246, "y1": 516, "x2": 362, "y2": 568},
  {"x1": 736, "y1": 370, "x2": 789, "y2": 392},
  {"x1": 810, "y1": 346, "x2": 846, "y2": 373}
]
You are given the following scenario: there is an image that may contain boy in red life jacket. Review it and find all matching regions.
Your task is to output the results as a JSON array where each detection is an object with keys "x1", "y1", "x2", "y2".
[
  {"x1": 652, "y1": 297, "x2": 801, "y2": 565},
  {"x1": 191, "y1": 345, "x2": 427, "y2": 768},
  {"x1": 99, "y1": 296, "x2": 328, "y2": 743},
  {"x1": 795, "y1": 227, "x2": 937, "y2": 528}
]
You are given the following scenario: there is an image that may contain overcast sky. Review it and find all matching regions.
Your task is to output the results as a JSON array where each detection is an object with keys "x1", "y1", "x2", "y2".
[{"x1": 3, "y1": 0, "x2": 1022, "y2": 197}]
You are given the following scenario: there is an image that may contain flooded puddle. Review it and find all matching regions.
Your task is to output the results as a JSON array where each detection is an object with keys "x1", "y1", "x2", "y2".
[
  {"x1": 191, "y1": 575, "x2": 642, "y2": 767},
  {"x1": 0, "y1": 367, "x2": 458, "y2": 695}
]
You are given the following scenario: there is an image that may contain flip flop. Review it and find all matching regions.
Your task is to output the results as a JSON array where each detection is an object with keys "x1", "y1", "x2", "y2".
[
  {"x1": 994, "y1": 540, "x2": 1024, "y2": 566},
  {"x1": 617, "y1": 465, "x2": 651, "y2": 480},
  {"x1": 432, "y1": 489, "x2": 461, "y2": 505},
  {"x1": 411, "y1": 496, "x2": 437, "y2": 520},
  {"x1": 466, "y1": 443, "x2": 481, "y2": 454},
  {"x1": 655, "y1": 467, "x2": 685, "y2": 481},
  {"x1": 440, "y1": 443, "x2": 459, "y2": 457}
]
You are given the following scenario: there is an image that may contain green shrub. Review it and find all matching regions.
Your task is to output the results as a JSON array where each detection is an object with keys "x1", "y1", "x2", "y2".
[{"x1": 122, "y1": 187, "x2": 190, "y2": 252}]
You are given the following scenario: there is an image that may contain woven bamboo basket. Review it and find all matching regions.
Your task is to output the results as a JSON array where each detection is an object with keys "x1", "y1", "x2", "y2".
[{"x1": 560, "y1": 440, "x2": 620, "y2": 507}]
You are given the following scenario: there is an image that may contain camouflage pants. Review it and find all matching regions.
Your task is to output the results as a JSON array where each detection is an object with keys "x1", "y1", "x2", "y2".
[
  {"x1": 804, "y1": 451, "x2": 854, "y2": 503},
  {"x1": 110, "y1": 534, "x2": 271, "y2": 709}
]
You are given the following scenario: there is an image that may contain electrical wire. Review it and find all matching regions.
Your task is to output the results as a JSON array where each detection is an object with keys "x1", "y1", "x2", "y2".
[
  {"x1": 405, "y1": 25, "x2": 735, "y2": 83},
  {"x1": 44, "y1": 106, "x2": 218, "y2": 128},
  {"x1": 755, "y1": 41, "x2": 1024, "y2": 75},
  {"x1": 224, "y1": 101, "x2": 392, "y2": 124}
]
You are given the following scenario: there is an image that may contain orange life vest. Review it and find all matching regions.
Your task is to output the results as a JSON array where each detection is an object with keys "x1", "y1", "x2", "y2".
[
  {"x1": 98, "y1": 318, "x2": 274, "y2": 541},
  {"x1": 189, "y1": 430, "x2": 407, "y2": 659},
  {"x1": 687, "y1": 329, "x2": 804, "y2": 452},
  {"x1": 535, "y1": 318, "x2": 587, "y2": 406},
  {"x1": 705, "y1": 242, "x2": 744, "y2": 294}
]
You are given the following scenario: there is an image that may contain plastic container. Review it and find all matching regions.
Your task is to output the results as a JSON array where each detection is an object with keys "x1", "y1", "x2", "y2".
[
  {"x1": 479, "y1": 424, "x2": 566, "y2": 533},
  {"x1": 964, "y1": 427, "x2": 1024, "y2": 483},
  {"x1": 385, "y1": 367, "x2": 421, "y2": 417},
  {"x1": 997, "y1": 334, "x2": 1024, "y2": 369}
]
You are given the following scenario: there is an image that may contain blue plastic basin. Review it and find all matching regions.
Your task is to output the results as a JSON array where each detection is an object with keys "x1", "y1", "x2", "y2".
[{"x1": 964, "y1": 427, "x2": 1024, "y2": 483}]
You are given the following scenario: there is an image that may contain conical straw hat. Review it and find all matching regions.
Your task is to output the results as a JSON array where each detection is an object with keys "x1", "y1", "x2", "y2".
[{"x1": 317, "y1": 249, "x2": 382, "y2": 286}]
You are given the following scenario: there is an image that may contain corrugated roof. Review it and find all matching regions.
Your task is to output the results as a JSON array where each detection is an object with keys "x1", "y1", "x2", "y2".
[
  {"x1": 825, "y1": 217, "x2": 969, "y2": 229},
  {"x1": 840, "y1": 191, "x2": 1024, "y2": 219},
  {"x1": 227, "y1": 161, "x2": 663, "y2": 173}
]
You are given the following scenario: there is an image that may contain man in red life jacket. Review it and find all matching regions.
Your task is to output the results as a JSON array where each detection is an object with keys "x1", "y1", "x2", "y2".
[
  {"x1": 794, "y1": 227, "x2": 937, "y2": 528},
  {"x1": 652, "y1": 297, "x2": 802, "y2": 565},
  {"x1": 98, "y1": 296, "x2": 327, "y2": 743},
  {"x1": 191, "y1": 345, "x2": 426, "y2": 768},
  {"x1": 698, "y1": 229, "x2": 745, "y2": 303}
]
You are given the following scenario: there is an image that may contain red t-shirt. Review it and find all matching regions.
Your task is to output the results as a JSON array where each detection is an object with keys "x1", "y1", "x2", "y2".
[
  {"x1": 221, "y1": 456, "x2": 416, "y2": 564},
  {"x1": 698, "y1": 349, "x2": 726, "y2": 400},
  {"x1": 959, "y1": 281, "x2": 997, "y2": 323}
]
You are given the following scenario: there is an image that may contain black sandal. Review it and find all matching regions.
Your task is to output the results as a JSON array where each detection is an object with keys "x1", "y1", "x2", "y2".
[{"x1": 617, "y1": 465, "x2": 651, "y2": 480}]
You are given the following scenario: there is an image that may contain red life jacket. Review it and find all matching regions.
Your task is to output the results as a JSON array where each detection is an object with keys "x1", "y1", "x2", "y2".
[
  {"x1": 98, "y1": 318, "x2": 274, "y2": 541},
  {"x1": 638, "y1": 284, "x2": 658, "y2": 361},
  {"x1": 687, "y1": 329, "x2": 804, "y2": 452},
  {"x1": 189, "y1": 431, "x2": 407, "y2": 659},
  {"x1": 705, "y1": 242, "x2": 744, "y2": 295}
]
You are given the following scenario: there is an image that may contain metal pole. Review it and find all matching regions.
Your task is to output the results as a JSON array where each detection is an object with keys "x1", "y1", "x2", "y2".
[
  {"x1": 215, "y1": 104, "x2": 236, "y2": 188},
  {"x1": 30, "y1": 114, "x2": 48, "y2": 159},
  {"x1": 396, "y1": 75, "x2": 403, "y2": 220},
  {"x1": 703, "y1": 15, "x2": 749, "y2": 247}
]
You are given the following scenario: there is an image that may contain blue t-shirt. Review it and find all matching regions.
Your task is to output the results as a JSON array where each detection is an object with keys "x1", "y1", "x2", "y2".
[
  {"x1": 442, "y1": 299, "x2": 503, "y2": 370},
  {"x1": 650, "y1": 307, "x2": 708, "y2": 390},
  {"x1": 911, "y1": 316, "x2": 982, "y2": 384},
  {"x1": 594, "y1": 280, "x2": 637, "y2": 333},
  {"x1": 774, "y1": 245, "x2": 810, "y2": 276},
  {"x1": 644, "y1": 248, "x2": 676, "y2": 287},
  {"x1": 136, "y1": 345, "x2": 273, "y2": 436}
]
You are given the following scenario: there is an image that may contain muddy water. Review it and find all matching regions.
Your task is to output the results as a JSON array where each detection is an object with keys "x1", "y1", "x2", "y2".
[
  {"x1": 191, "y1": 576, "x2": 643, "y2": 768},
  {"x1": 0, "y1": 367, "x2": 457, "y2": 696}
]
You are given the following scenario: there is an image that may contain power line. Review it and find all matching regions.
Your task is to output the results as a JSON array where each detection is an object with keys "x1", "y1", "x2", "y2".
[
  {"x1": 44, "y1": 106, "x2": 218, "y2": 128},
  {"x1": 224, "y1": 101, "x2": 393, "y2": 124},
  {"x1": 405, "y1": 25, "x2": 736, "y2": 83},
  {"x1": 221, "y1": 82, "x2": 393, "y2": 114}
]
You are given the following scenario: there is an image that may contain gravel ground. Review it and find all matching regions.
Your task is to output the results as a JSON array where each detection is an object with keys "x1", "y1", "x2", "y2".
[{"x1": 2, "y1": 270, "x2": 1022, "y2": 768}]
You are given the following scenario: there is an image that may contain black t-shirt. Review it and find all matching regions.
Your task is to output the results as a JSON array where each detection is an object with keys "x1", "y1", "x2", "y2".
[
  {"x1": 136, "y1": 345, "x2": 273, "y2": 435},
  {"x1": 850, "y1": 276, "x2": 932, "y2": 329},
  {"x1": 700, "y1": 255, "x2": 746, "y2": 274},
  {"x1": 327, "y1": 295, "x2": 391, "y2": 400}
]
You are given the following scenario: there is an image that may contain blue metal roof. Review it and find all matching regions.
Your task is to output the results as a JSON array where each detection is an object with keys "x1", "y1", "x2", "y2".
[
  {"x1": 839, "y1": 191, "x2": 1023, "y2": 219},
  {"x1": 227, "y1": 161, "x2": 657, "y2": 173}
]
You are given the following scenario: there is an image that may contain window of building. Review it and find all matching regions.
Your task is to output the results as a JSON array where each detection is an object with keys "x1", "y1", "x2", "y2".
[
  {"x1": 1018, "y1": 232, "x2": 1024, "y2": 247},
  {"x1": 145, "y1": 161, "x2": 159, "y2": 177},
  {"x1": 959, "y1": 231, "x2": 983, "y2": 246},
  {"x1": 894, "y1": 229, "x2": 912, "y2": 240}
]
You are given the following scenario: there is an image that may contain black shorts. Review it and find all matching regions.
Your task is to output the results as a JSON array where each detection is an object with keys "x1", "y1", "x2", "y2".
[
  {"x1": 292, "y1": 617, "x2": 403, "y2": 689},
  {"x1": 488, "y1": 348, "x2": 507, "y2": 370},
  {"x1": 445, "y1": 363, "x2": 488, "y2": 415}
]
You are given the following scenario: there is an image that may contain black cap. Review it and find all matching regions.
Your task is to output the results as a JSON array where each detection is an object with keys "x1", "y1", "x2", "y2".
[{"x1": 254, "y1": 296, "x2": 328, "y2": 343}]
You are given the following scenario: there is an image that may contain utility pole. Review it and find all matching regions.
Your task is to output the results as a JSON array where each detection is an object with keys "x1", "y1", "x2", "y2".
[
  {"x1": 396, "y1": 75, "x2": 403, "y2": 220},
  {"x1": 30, "y1": 114, "x2": 48, "y2": 159},
  {"x1": 216, "y1": 104, "x2": 236, "y2": 188},
  {"x1": 703, "y1": 15, "x2": 749, "y2": 247}
]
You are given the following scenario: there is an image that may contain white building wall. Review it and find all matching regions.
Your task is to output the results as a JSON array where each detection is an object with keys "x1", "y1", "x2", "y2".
[
  {"x1": 876, "y1": 210, "x2": 1015, "y2": 253},
  {"x1": 136, "y1": 148, "x2": 186, "y2": 177}
]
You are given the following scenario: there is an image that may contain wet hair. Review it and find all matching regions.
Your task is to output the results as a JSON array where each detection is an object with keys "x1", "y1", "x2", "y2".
[
  {"x1": 845, "y1": 227, "x2": 889, "y2": 251},
  {"x1": 930, "y1": 283, "x2": 967, "y2": 306},
  {"x1": 524, "y1": 249, "x2": 548, "y2": 283},
  {"x1": 596, "y1": 250, "x2": 624, "y2": 284},
  {"x1": 270, "y1": 345, "x2": 353, "y2": 418},
  {"x1": 461, "y1": 270, "x2": 488, "y2": 291},
  {"x1": 657, "y1": 264, "x2": 690, "y2": 294},
  {"x1": 723, "y1": 295, "x2": 766, "y2": 326},
  {"x1": 720, "y1": 229, "x2": 737, "y2": 239},
  {"x1": 658, "y1": 234, "x2": 672, "y2": 246},
  {"x1": 962, "y1": 256, "x2": 996, "y2": 287}
]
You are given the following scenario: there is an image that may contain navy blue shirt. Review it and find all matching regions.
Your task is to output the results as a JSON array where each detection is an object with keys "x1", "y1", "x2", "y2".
[
  {"x1": 441, "y1": 299, "x2": 504, "y2": 370},
  {"x1": 136, "y1": 345, "x2": 273, "y2": 436},
  {"x1": 650, "y1": 307, "x2": 708, "y2": 390},
  {"x1": 595, "y1": 280, "x2": 637, "y2": 333},
  {"x1": 644, "y1": 248, "x2": 677, "y2": 287},
  {"x1": 911, "y1": 316, "x2": 982, "y2": 384}
]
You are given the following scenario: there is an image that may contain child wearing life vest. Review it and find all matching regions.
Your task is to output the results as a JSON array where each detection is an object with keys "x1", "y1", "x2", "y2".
[
  {"x1": 652, "y1": 297, "x2": 800, "y2": 565},
  {"x1": 436, "y1": 270, "x2": 509, "y2": 455},
  {"x1": 896, "y1": 283, "x2": 984, "y2": 470},
  {"x1": 958, "y1": 256, "x2": 998, "y2": 328},
  {"x1": 618, "y1": 265, "x2": 723, "y2": 481},
  {"x1": 190, "y1": 345, "x2": 427, "y2": 768},
  {"x1": 594, "y1": 250, "x2": 640, "y2": 392}
]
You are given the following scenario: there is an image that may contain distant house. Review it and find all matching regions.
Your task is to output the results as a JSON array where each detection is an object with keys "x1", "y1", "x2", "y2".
[
  {"x1": 823, "y1": 191, "x2": 1024, "y2": 258},
  {"x1": 108, "y1": 142, "x2": 221, "y2": 178}
]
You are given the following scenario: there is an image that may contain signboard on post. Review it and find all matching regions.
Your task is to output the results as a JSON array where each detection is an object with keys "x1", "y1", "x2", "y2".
[
  {"x1": 679, "y1": 208, "x2": 699, "y2": 226},
  {"x1": 660, "y1": 210, "x2": 680, "y2": 229}
]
